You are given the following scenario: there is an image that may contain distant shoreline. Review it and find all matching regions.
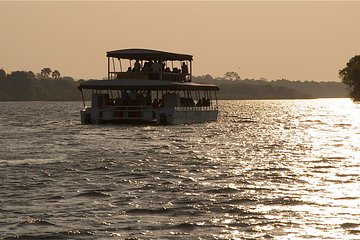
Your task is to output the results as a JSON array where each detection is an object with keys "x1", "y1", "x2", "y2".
[
  {"x1": 0, "y1": 69, "x2": 348, "y2": 101},
  {"x1": 0, "y1": 97, "x2": 349, "y2": 102}
]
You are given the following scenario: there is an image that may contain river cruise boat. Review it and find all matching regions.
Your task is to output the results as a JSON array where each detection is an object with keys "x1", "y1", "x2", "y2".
[{"x1": 78, "y1": 49, "x2": 219, "y2": 125}]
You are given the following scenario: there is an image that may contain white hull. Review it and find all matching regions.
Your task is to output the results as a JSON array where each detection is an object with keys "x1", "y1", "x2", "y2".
[
  {"x1": 158, "y1": 107, "x2": 218, "y2": 125},
  {"x1": 81, "y1": 106, "x2": 218, "y2": 125}
]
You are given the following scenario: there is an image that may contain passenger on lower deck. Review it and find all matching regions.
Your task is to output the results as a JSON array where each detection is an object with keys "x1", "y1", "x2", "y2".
[
  {"x1": 205, "y1": 98, "x2": 211, "y2": 106},
  {"x1": 145, "y1": 91, "x2": 152, "y2": 105},
  {"x1": 152, "y1": 98, "x2": 159, "y2": 109},
  {"x1": 180, "y1": 97, "x2": 195, "y2": 107},
  {"x1": 129, "y1": 90, "x2": 138, "y2": 105},
  {"x1": 196, "y1": 98, "x2": 211, "y2": 107}
]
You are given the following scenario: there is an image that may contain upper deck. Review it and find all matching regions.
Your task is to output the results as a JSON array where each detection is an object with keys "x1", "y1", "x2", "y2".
[
  {"x1": 77, "y1": 79, "x2": 219, "y2": 91},
  {"x1": 106, "y1": 48, "x2": 193, "y2": 82}
]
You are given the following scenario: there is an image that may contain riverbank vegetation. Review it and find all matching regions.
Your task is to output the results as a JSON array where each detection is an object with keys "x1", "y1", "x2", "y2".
[
  {"x1": 339, "y1": 55, "x2": 360, "y2": 102},
  {"x1": 0, "y1": 68, "x2": 347, "y2": 101}
]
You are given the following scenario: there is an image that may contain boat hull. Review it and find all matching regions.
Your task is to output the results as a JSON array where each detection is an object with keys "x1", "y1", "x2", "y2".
[
  {"x1": 158, "y1": 107, "x2": 218, "y2": 125},
  {"x1": 80, "y1": 107, "x2": 218, "y2": 125}
]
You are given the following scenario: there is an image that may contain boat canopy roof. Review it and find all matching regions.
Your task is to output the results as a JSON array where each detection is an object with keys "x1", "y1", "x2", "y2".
[
  {"x1": 78, "y1": 79, "x2": 219, "y2": 91},
  {"x1": 106, "y1": 49, "x2": 193, "y2": 61}
]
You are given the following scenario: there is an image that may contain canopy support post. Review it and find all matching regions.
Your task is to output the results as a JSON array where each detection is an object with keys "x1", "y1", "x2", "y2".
[
  {"x1": 215, "y1": 91, "x2": 218, "y2": 109},
  {"x1": 160, "y1": 58, "x2": 163, "y2": 80},
  {"x1": 190, "y1": 60, "x2": 192, "y2": 82},
  {"x1": 112, "y1": 58, "x2": 116, "y2": 75},
  {"x1": 107, "y1": 57, "x2": 110, "y2": 80},
  {"x1": 81, "y1": 90, "x2": 85, "y2": 108}
]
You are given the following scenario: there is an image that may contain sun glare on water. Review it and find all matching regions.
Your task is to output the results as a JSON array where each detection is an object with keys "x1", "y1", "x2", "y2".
[{"x1": 1, "y1": 99, "x2": 360, "y2": 239}]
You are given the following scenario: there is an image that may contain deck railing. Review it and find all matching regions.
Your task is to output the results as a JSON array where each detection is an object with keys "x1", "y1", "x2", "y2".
[
  {"x1": 174, "y1": 106, "x2": 219, "y2": 111},
  {"x1": 109, "y1": 71, "x2": 191, "y2": 82}
]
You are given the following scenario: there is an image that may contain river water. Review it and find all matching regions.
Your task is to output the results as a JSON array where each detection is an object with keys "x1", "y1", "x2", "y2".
[{"x1": 0, "y1": 99, "x2": 359, "y2": 239}]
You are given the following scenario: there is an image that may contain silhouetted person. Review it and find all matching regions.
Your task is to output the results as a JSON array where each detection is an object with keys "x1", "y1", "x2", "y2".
[
  {"x1": 151, "y1": 61, "x2": 162, "y2": 73},
  {"x1": 152, "y1": 98, "x2": 159, "y2": 109},
  {"x1": 145, "y1": 91, "x2": 152, "y2": 105},
  {"x1": 205, "y1": 98, "x2": 211, "y2": 106},
  {"x1": 121, "y1": 91, "x2": 129, "y2": 105},
  {"x1": 151, "y1": 61, "x2": 161, "y2": 79},
  {"x1": 181, "y1": 62, "x2": 188, "y2": 75},
  {"x1": 142, "y1": 62, "x2": 151, "y2": 72},
  {"x1": 133, "y1": 60, "x2": 141, "y2": 72}
]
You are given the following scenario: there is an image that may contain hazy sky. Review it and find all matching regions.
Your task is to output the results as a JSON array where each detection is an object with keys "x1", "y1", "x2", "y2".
[{"x1": 1, "y1": 1, "x2": 360, "y2": 81}]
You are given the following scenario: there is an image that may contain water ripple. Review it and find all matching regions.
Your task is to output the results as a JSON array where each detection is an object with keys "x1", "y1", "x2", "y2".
[{"x1": 1, "y1": 99, "x2": 359, "y2": 239}]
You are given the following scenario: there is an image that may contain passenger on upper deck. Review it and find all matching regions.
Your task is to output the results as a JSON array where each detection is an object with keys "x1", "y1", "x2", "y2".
[
  {"x1": 142, "y1": 62, "x2": 151, "y2": 72},
  {"x1": 172, "y1": 68, "x2": 181, "y2": 82},
  {"x1": 151, "y1": 61, "x2": 162, "y2": 79},
  {"x1": 181, "y1": 62, "x2": 189, "y2": 75},
  {"x1": 133, "y1": 60, "x2": 141, "y2": 72},
  {"x1": 151, "y1": 61, "x2": 162, "y2": 73}
]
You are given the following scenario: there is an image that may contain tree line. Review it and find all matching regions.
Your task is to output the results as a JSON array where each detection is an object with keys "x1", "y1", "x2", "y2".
[
  {"x1": 0, "y1": 68, "x2": 84, "y2": 101},
  {"x1": 193, "y1": 74, "x2": 347, "y2": 99},
  {"x1": 0, "y1": 68, "x2": 349, "y2": 101}
]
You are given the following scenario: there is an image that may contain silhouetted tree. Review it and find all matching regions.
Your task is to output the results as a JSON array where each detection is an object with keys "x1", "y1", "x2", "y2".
[
  {"x1": 52, "y1": 70, "x2": 61, "y2": 79},
  {"x1": 7, "y1": 70, "x2": 35, "y2": 85},
  {"x1": 0, "y1": 68, "x2": 6, "y2": 81},
  {"x1": 40, "y1": 67, "x2": 52, "y2": 79},
  {"x1": 224, "y1": 71, "x2": 241, "y2": 81},
  {"x1": 6, "y1": 71, "x2": 35, "y2": 100},
  {"x1": 339, "y1": 55, "x2": 360, "y2": 101}
]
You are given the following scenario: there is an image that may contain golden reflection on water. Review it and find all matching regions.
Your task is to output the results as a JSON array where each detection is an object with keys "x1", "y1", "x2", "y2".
[
  {"x1": 301, "y1": 100, "x2": 360, "y2": 208},
  {"x1": 1, "y1": 100, "x2": 359, "y2": 239},
  {"x1": 212, "y1": 99, "x2": 360, "y2": 239}
]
